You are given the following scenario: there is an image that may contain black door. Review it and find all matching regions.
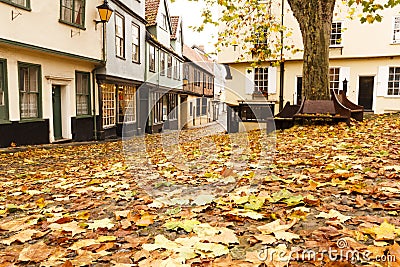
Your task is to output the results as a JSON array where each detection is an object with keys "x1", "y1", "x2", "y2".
[
  {"x1": 296, "y1": 77, "x2": 302, "y2": 104},
  {"x1": 358, "y1": 76, "x2": 374, "y2": 110},
  {"x1": 52, "y1": 85, "x2": 62, "y2": 140}
]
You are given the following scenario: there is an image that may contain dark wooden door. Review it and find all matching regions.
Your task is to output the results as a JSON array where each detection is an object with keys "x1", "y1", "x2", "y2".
[
  {"x1": 52, "y1": 85, "x2": 62, "y2": 140},
  {"x1": 296, "y1": 77, "x2": 302, "y2": 105},
  {"x1": 358, "y1": 76, "x2": 374, "y2": 110}
]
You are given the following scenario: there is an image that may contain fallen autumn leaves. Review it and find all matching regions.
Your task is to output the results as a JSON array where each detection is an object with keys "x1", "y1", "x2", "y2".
[{"x1": 0, "y1": 113, "x2": 399, "y2": 266}]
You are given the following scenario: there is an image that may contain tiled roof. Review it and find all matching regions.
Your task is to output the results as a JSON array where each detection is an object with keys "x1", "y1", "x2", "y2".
[
  {"x1": 170, "y1": 16, "x2": 180, "y2": 39},
  {"x1": 183, "y1": 44, "x2": 214, "y2": 75},
  {"x1": 145, "y1": 0, "x2": 160, "y2": 26}
]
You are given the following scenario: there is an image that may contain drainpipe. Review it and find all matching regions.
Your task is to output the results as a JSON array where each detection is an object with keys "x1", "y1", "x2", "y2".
[
  {"x1": 92, "y1": 19, "x2": 107, "y2": 140},
  {"x1": 278, "y1": 0, "x2": 285, "y2": 112}
]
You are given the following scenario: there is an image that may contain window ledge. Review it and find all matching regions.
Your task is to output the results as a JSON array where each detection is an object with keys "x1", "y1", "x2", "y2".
[
  {"x1": 0, "y1": 120, "x2": 11, "y2": 125},
  {"x1": 390, "y1": 42, "x2": 400, "y2": 45},
  {"x1": 329, "y1": 45, "x2": 343, "y2": 48},
  {"x1": 59, "y1": 20, "x2": 86, "y2": 30},
  {"x1": 76, "y1": 115, "x2": 93, "y2": 119},
  {"x1": 382, "y1": 95, "x2": 400, "y2": 98},
  {"x1": 19, "y1": 118, "x2": 45, "y2": 123},
  {"x1": 0, "y1": 1, "x2": 31, "y2": 11}
]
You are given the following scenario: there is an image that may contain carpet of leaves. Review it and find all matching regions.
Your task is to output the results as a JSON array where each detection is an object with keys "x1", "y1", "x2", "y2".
[{"x1": 0, "y1": 113, "x2": 399, "y2": 267}]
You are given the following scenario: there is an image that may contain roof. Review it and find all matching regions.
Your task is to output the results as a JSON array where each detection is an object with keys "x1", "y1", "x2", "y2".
[
  {"x1": 183, "y1": 44, "x2": 214, "y2": 75},
  {"x1": 145, "y1": 0, "x2": 160, "y2": 26},
  {"x1": 170, "y1": 16, "x2": 180, "y2": 40}
]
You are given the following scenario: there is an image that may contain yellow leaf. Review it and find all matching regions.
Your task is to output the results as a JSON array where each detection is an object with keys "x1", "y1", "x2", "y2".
[{"x1": 97, "y1": 235, "x2": 117, "y2": 242}]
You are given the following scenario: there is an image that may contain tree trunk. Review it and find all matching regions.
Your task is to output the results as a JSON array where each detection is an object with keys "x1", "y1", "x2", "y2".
[{"x1": 287, "y1": 0, "x2": 336, "y2": 100}]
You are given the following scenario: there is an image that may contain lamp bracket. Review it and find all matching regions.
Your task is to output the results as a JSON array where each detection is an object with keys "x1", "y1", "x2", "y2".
[
  {"x1": 71, "y1": 29, "x2": 81, "y2": 38},
  {"x1": 12, "y1": 9, "x2": 22, "y2": 21}
]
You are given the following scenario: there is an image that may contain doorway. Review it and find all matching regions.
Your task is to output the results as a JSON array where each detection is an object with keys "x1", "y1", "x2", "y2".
[
  {"x1": 358, "y1": 76, "x2": 374, "y2": 110},
  {"x1": 52, "y1": 85, "x2": 62, "y2": 140}
]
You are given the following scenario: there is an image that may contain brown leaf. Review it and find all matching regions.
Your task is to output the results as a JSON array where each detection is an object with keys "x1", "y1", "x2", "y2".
[{"x1": 18, "y1": 241, "x2": 53, "y2": 262}]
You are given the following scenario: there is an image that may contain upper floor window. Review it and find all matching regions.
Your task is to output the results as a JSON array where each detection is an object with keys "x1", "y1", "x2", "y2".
[
  {"x1": 167, "y1": 54, "x2": 172, "y2": 78},
  {"x1": 388, "y1": 67, "x2": 400, "y2": 95},
  {"x1": 115, "y1": 13, "x2": 125, "y2": 58},
  {"x1": 161, "y1": 13, "x2": 167, "y2": 30},
  {"x1": 160, "y1": 51, "x2": 166, "y2": 76},
  {"x1": 149, "y1": 45, "x2": 156, "y2": 72},
  {"x1": 19, "y1": 62, "x2": 41, "y2": 119},
  {"x1": 60, "y1": 0, "x2": 85, "y2": 28},
  {"x1": 76, "y1": 72, "x2": 90, "y2": 116},
  {"x1": 330, "y1": 22, "x2": 342, "y2": 46},
  {"x1": 173, "y1": 58, "x2": 178, "y2": 80},
  {"x1": 393, "y1": 16, "x2": 400, "y2": 44},
  {"x1": 0, "y1": 0, "x2": 30, "y2": 10},
  {"x1": 254, "y1": 67, "x2": 268, "y2": 95},
  {"x1": 131, "y1": 23, "x2": 140, "y2": 63},
  {"x1": 329, "y1": 67, "x2": 340, "y2": 91}
]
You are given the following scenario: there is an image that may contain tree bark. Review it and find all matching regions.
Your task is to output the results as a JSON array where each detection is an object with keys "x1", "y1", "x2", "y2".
[{"x1": 287, "y1": 0, "x2": 336, "y2": 100}]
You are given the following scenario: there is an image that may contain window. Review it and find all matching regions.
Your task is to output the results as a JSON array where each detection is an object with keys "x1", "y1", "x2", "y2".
[
  {"x1": 160, "y1": 51, "x2": 166, "y2": 76},
  {"x1": 201, "y1": 97, "x2": 207, "y2": 115},
  {"x1": 19, "y1": 63, "x2": 41, "y2": 119},
  {"x1": 196, "y1": 98, "x2": 201, "y2": 116},
  {"x1": 393, "y1": 16, "x2": 400, "y2": 44},
  {"x1": 0, "y1": 59, "x2": 8, "y2": 121},
  {"x1": 118, "y1": 85, "x2": 136, "y2": 123},
  {"x1": 115, "y1": 13, "x2": 125, "y2": 58},
  {"x1": 329, "y1": 67, "x2": 340, "y2": 92},
  {"x1": 0, "y1": 0, "x2": 30, "y2": 9},
  {"x1": 161, "y1": 13, "x2": 167, "y2": 30},
  {"x1": 102, "y1": 84, "x2": 116, "y2": 128},
  {"x1": 131, "y1": 23, "x2": 139, "y2": 63},
  {"x1": 60, "y1": 0, "x2": 85, "y2": 28},
  {"x1": 254, "y1": 67, "x2": 268, "y2": 95},
  {"x1": 189, "y1": 102, "x2": 193, "y2": 116},
  {"x1": 330, "y1": 22, "x2": 342, "y2": 46},
  {"x1": 149, "y1": 45, "x2": 156, "y2": 72},
  {"x1": 388, "y1": 67, "x2": 400, "y2": 95},
  {"x1": 255, "y1": 28, "x2": 268, "y2": 48},
  {"x1": 173, "y1": 58, "x2": 178, "y2": 79},
  {"x1": 153, "y1": 92, "x2": 163, "y2": 123},
  {"x1": 167, "y1": 54, "x2": 172, "y2": 78},
  {"x1": 76, "y1": 72, "x2": 90, "y2": 116},
  {"x1": 167, "y1": 94, "x2": 177, "y2": 120},
  {"x1": 177, "y1": 61, "x2": 181, "y2": 80},
  {"x1": 194, "y1": 69, "x2": 200, "y2": 86},
  {"x1": 203, "y1": 73, "x2": 206, "y2": 88}
]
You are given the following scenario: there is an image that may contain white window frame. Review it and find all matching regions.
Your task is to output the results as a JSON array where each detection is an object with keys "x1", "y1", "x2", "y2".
[
  {"x1": 115, "y1": 13, "x2": 125, "y2": 58},
  {"x1": 254, "y1": 67, "x2": 268, "y2": 95},
  {"x1": 76, "y1": 72, "x2": 90, "y2": 116},
  {"x1": 118, "y1": 85, "x2": 136, "y2": 123},
  {"x1": 388, "y1": 67, "x2": 400, "y2": 96},
  {"x1": 102, "y1": 84, "x2": 116, "y2": 128},
  {"x1": 149, "y1": 45, "x2": 156, "y2": 72},
  {"x1": 131, "y1": 23, "x2": 139, "y2": 63},
  {"x1": 330, "y1": 22, "x2": 342, "y2": 47},
  {"x1": 329, "y1": 67, "x2": 340, "y2": 92},
  {"x1": 19, "y1": 63, "x2": 40, "y2": 119}
]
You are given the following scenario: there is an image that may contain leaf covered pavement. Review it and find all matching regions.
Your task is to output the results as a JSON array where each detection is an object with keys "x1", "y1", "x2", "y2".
[{"x1": 0, "y1": 113, "x2": 399, "y2": 266}]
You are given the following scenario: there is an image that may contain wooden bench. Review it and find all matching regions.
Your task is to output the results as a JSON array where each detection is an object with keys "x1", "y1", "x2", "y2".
[
  {"x1": 331, "y1": 89, "x2": 364, "y2": 121},
  {"x1": 293, "y1": 96, "x2": 352, "y2": 126},
  {"x1": 274, "y1": 102, "x2": 300, "y2": 130}
]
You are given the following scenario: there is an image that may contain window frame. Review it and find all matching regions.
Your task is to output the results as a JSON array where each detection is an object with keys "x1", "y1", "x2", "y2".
[
  {"x1": 329, "y1": 67, "x2": 340, "y2": 92},
  {"x1": 160, "y1": 13, "x2": 167, "y2": 30},
  {"x1": 149, "y1": 45, "x2": 156, "y2": 72},
  {"x1": 0, "y1": 0, "x2": 31, "y2": 11},
  {"x1": 18, "y1": 62, "x2": 42, "y2": 120},
  {"x1": 118, "y1": 85, "x2": 136, "y2": 123},
  {"x1": 131, "y1": 23, "x2": 140, "y2": 63},
  {"x1": 75, "y1": 71, "x2": 91, "y2": 117},
  {"x1": 160, "y1": 51, "x2": 166, "y2": 76},
  {"x1": 59, "y1": 0, "x2": 86, "y2": 29},
  {"x1": 388, "y1": 67, "x2": 400, "y2": 96},
  {"x1": 254, "y1": 67, "x2": 268, "y2": 95},
  {"x1": 167, "y1": 54, "x2": 172, "y2": 78},
  {"x1": 115, "y1": 12, "x2": 125, "y2": 59},
  {"x1": 330, "y1": 21, "x2": 342, "y2": 47},
  {"x1": 0, "y1": 59, "x2": 9, "y2": 122},
  {"x1": 102, "y1": 83, "x2": 116, "y2": 128}
]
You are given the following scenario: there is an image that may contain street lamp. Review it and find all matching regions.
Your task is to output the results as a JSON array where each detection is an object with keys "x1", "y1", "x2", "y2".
[{"x1": 95, "y1": 0, "x2": 113, "y2": 24}]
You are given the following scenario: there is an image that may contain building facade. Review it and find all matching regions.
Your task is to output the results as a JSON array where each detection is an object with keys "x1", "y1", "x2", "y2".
[
  {"x1": 143, "y1": 0, "x2": 184, "y2": 133},
  {"x1": 96, "y1": 0, "x2": 147, "y2": 139},
  {"x1": 0, "y1": 0, "x2": 104, "y2": 147},
  {"x1": 182, "y1": 44, "x2": 214, "y2": 128},
  {"x1": 218, "y1": 1, "x2": 400, "y2": 115}
]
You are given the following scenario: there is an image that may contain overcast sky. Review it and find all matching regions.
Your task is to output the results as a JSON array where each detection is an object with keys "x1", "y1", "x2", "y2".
[{"x1": 169, "y1": 0, "x2": 218, "y2": 54}]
